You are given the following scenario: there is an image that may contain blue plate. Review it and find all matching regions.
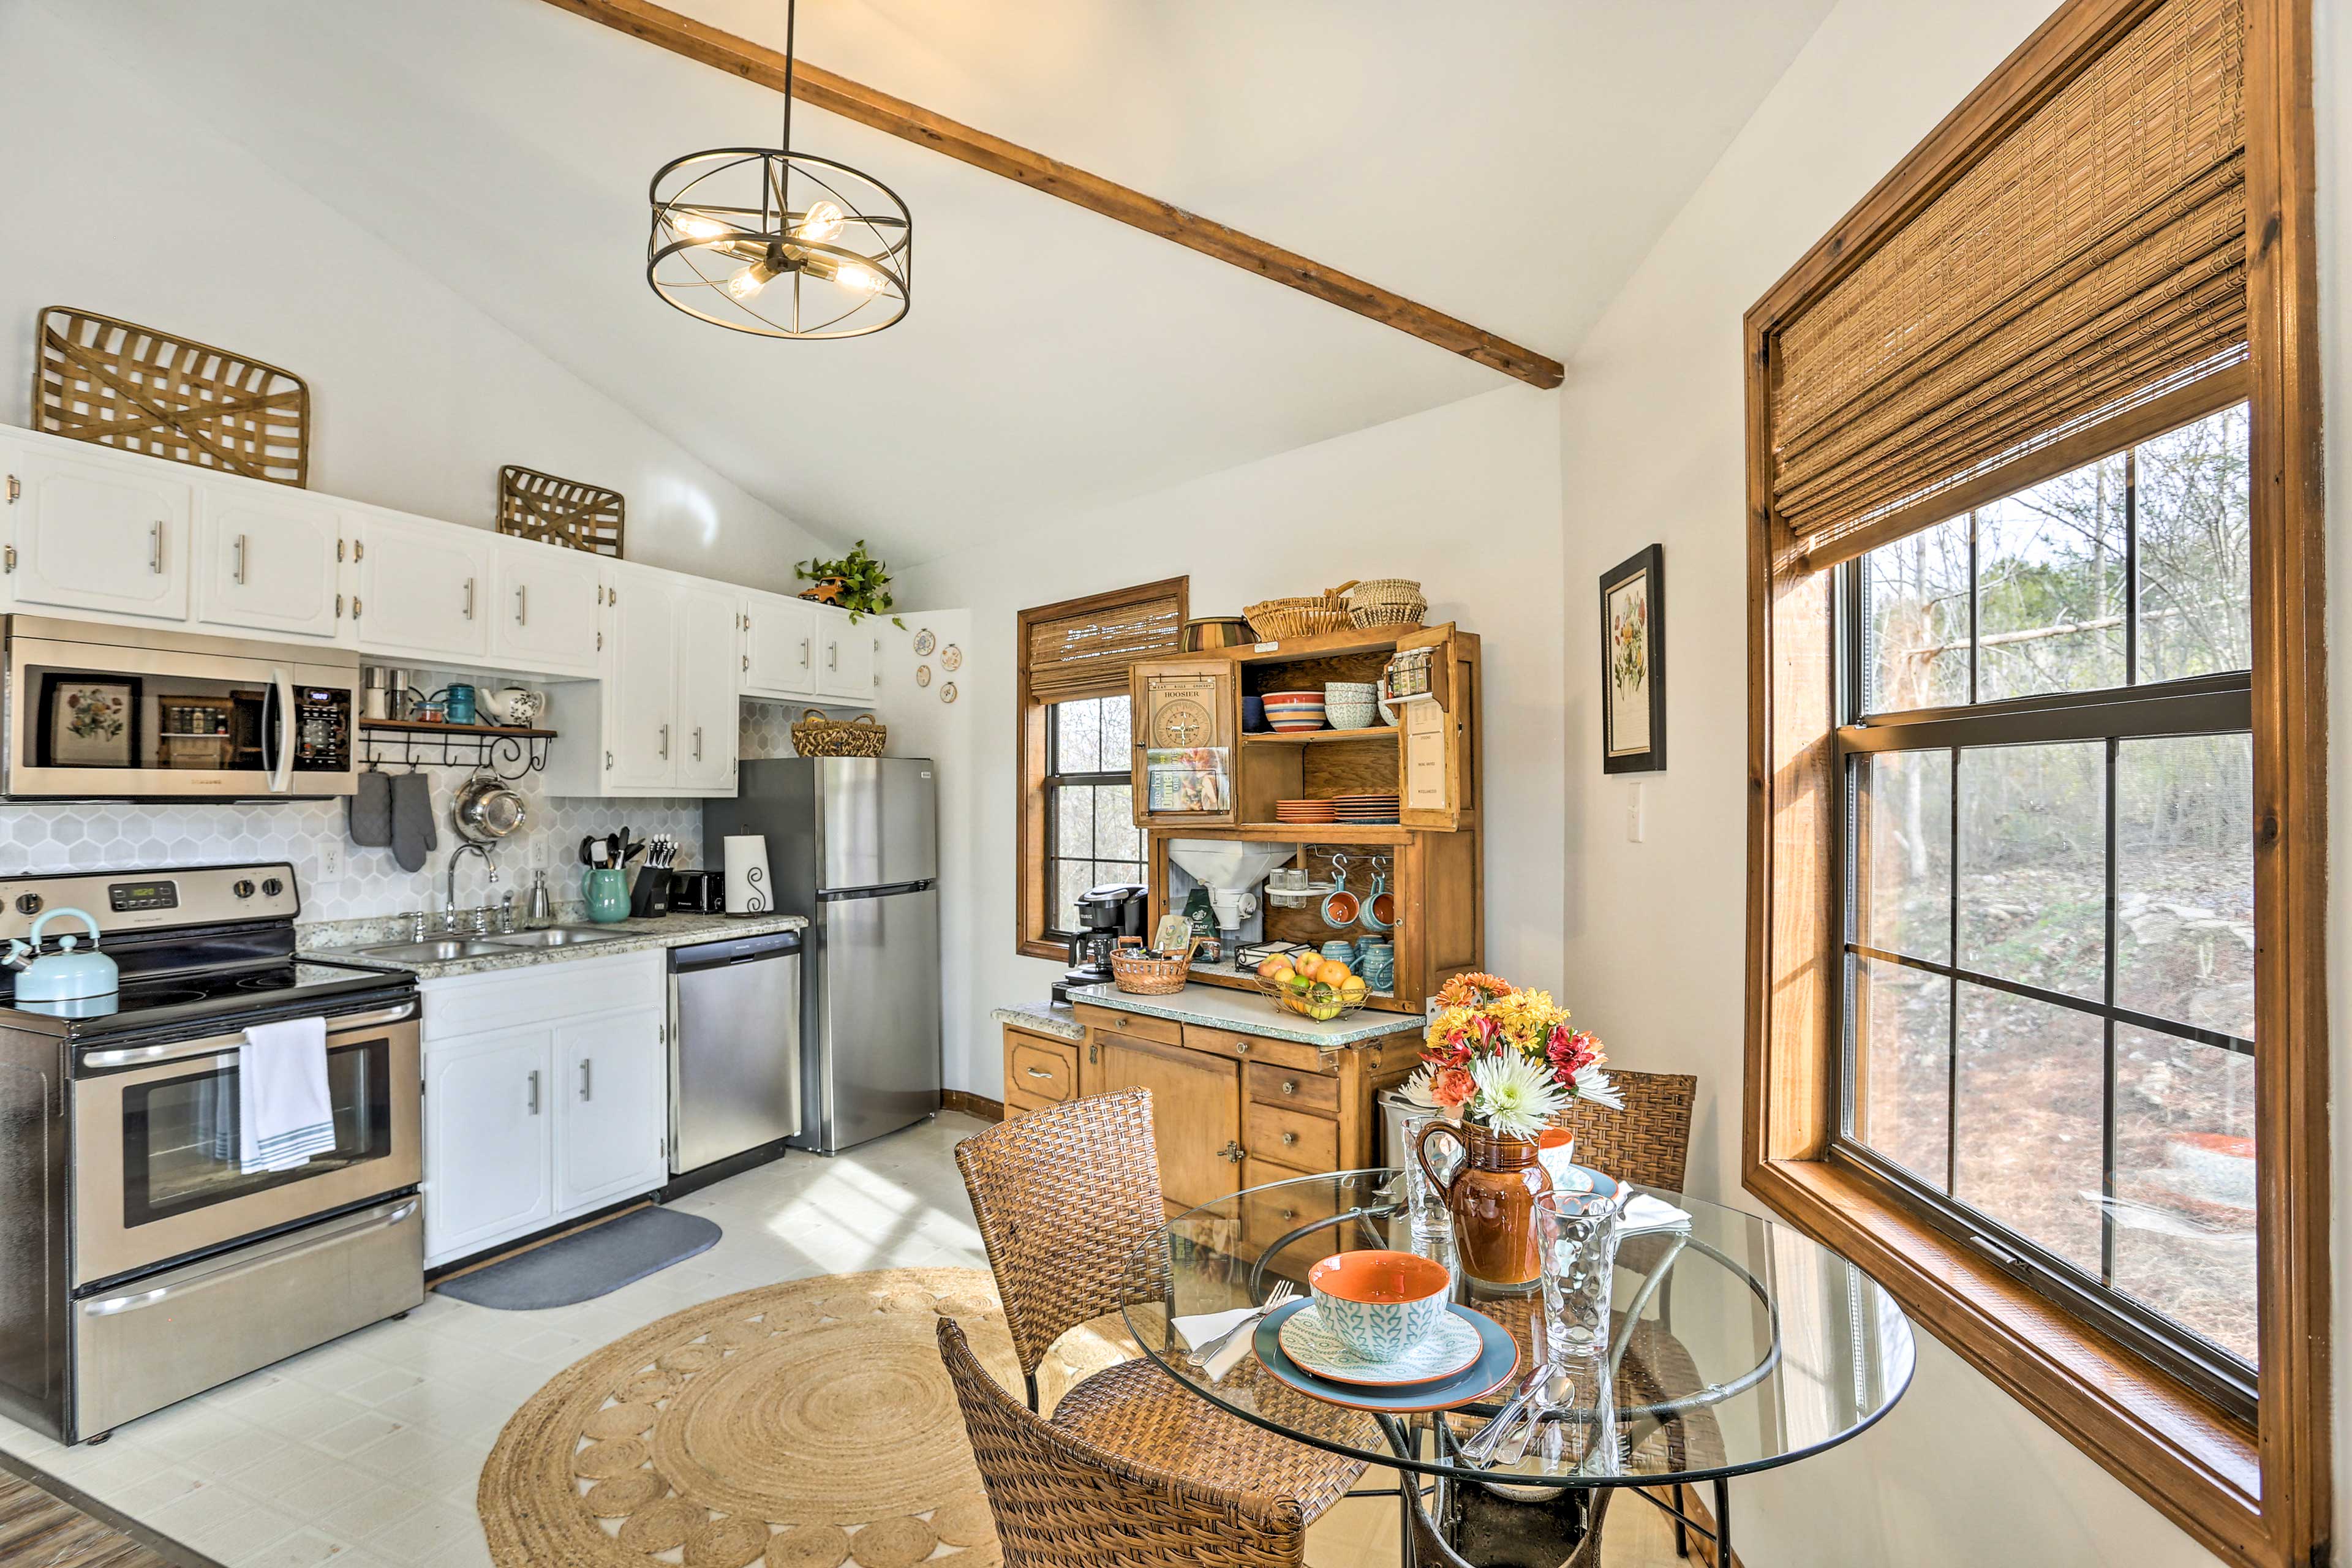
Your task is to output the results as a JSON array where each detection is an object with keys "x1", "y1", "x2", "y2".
[
  {"x1": 1254, "y1": 1299, "x2": 1519, "y2": 1413},
  {"x1": 1539, "y1": 1161, "x2": 1624, "y2": 1202}
]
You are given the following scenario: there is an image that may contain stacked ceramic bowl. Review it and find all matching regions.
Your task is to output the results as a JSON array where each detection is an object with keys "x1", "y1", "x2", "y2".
[
  {"x1": 1262, "y1": 692, "x2": 1328, "y2": 732},
  {"x1": 1324, "y1": 682, "x2": 1379, "y2": 729}
]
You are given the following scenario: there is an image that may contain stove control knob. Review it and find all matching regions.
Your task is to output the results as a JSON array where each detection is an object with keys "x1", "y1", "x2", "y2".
[
  {"x1": 261, "y1": 877, "x2": 285, "y2": 898},
  {"x1": 13, "y1": 894, "x2": 40, "y2": 917},
  {"x1": 233, "y1": 879, "x2": 257, "y2": 899}
]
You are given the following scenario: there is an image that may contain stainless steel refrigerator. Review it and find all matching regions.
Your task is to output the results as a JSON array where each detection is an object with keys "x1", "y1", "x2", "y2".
[{"x1": 705, "y1": 757, "x2": 941, "y2": 1153}]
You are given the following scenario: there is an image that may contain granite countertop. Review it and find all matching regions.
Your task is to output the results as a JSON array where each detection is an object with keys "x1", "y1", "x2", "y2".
[
  {"x1": 989, "y1": 1001, "x2": 1085, "y2": 1042},
  {"x1": 1066, "y1": 982, "x2": 1427, "y2": 1048},
  {"x1": 300, "y1": 910, "x2": 808, "y2": 981}
]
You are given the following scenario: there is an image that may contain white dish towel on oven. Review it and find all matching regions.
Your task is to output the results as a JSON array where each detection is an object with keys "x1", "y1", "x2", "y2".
[{"x1": 239, "y1": 1016, "x2": 335, "y2": 1172}]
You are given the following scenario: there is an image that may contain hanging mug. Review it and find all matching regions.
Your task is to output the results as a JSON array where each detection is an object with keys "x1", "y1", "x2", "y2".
[
  {"x1": 1320, "y1": 854, "x2": 1359, "y2": 927},
  {"x1": 1359, "y1": 859, "x2": 1395, "y2": 932}
]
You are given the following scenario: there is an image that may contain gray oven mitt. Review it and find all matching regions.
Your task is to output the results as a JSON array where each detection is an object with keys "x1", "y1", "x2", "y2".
[
  {"x1": 347, "y1": 768, "x2": 393, "y2": 848},
  {"x1": 390, "y1": 771, "x2": 439, "y2": 873}
]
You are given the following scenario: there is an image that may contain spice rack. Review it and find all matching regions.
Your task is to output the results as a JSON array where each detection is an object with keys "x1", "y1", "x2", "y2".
[{"x1": 356, "y1": 720, "x2": 556, "y2": 780}]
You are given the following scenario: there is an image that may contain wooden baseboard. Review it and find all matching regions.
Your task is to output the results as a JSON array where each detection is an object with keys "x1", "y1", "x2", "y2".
[{"x1": 942, "y1": 1090, "x2": 1004, "y2": 1123}]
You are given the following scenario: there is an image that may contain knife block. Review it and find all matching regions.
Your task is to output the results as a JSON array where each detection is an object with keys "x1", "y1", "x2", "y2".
[{"x1": 628, "y1": 867, "x2": 672, "y2": 918}]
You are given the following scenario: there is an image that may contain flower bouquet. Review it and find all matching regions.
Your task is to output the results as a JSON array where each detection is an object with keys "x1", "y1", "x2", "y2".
[{"x1": 1400, "y1": 973, "x2": 1618, "y2": 1289}]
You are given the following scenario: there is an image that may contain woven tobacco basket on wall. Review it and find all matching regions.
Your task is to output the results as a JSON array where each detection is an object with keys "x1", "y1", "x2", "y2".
[
  {"x1": 33, "y1": 307, "x2": 311, "y2": 486},
  {"x1": 497, "y1": 465, "x2": 626, "y2": 557}
]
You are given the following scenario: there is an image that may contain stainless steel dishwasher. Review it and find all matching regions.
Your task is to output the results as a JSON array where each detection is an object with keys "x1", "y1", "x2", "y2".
[{"x1": 668, "y1": 928, "x2": 803, "y2": 1177}]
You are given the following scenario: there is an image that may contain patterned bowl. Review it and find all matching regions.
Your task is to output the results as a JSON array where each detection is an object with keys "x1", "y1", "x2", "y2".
[{"x1": 1306, "y1": 1250, "x2": 1453, "y2": 1360}]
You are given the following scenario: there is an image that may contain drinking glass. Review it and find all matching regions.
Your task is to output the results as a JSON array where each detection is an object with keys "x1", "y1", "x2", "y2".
[
  {"x1": 1532, "y1": 1187, "x2": 1622, "y2": 1362},
  {"x1": 1396, "y1": 1108, "x2": 1460, "y2": 1238}
]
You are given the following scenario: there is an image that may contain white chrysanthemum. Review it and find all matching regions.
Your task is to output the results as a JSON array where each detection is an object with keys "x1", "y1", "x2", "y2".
[
  {"x1": 1572, "y1": 1063, "x2": 1624, "y2": 1110},
  {"x1": 1400, "y1": 1064, "x2": 1444, "y2": 1109},
  {"x1": 1469, "y1": 1051, "x2": 1567, "y2": 1138}
]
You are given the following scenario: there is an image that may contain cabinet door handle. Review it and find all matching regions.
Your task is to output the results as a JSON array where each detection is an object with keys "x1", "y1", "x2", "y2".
[
  {"x1": 1233, "y1": 1039, "x2": 1251, "y2": 1055},
  {"x1": 1281, "y1": 1130, "x2": 1298, "y2": 1147},
  {"x1": 233, "y1": 532, "x2": 248, "y2": 585},
  {"x1": 829, "y1": 642, "x2": 839, "y2": 671},
  {"x1": 526, "y1": 1069, "x2": 542, "y2": 1116},
  {"x1": 693, "y1": 725, "x2": 703, "y2": 761},
  {"x1": 1217, "y1": 1140, "x2": 1245, "y2": 1164},
  {"x1": 463, "y1": 576, "x2": 477, "y2": 619},
  {"x1": 742, "y1": 653, "x2": 749, "y2": 674},
  {"x1": 516, "y1": 583, "x2": 527, "y2": 626},
  {"x1": 658, "y1": 723, "x2": 670, "y2": 760},
  {"x1": 579, "y1": 1058, "x2": 592, "y2": 1101},
  {"x1": 1280, "y1": 1079, "x2": 1298, "y2": 1096},
  {"x1": 801, "y1": 636, "x2": 811, "y2": 668},
  {"x1": 1024, "y1": 1066, "x2": 1054, "y2": 1080},
  {"x1": 150, "y1": 522, "x2": 164, "y2": 575}
]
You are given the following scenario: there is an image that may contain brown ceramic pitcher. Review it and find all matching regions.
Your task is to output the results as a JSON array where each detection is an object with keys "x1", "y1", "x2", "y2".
[{"x1": 1414, "y1": 1118, "x2": 1553, "y2": 1289}]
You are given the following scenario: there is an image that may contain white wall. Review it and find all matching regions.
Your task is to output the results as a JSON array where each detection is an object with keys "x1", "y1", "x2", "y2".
[
  {"x1": 896, "y1": 384, "x2": 1564, "y2": 1101},
  {"x1": 0, "y1": 2, "x2": 837, "y2": 592},
  {"x1": 1555, "y1": 0, "x2": 2255, "y2": 1562}
]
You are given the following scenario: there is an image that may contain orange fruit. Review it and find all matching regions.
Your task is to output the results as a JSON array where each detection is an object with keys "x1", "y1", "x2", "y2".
[{"x1": 1316, "y1": 959, "x2": 1353, "y2": 987}]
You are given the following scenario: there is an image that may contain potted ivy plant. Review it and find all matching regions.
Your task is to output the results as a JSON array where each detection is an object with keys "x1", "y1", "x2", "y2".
[{"x1": 795, "y1": 539, "x2": 905, "y2": 627}]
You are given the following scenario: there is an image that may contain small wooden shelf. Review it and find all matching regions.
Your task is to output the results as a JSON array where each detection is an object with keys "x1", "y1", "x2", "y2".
[
  {"x1": 1243, "y1": 728, "x2": 1395, "y2": 744},
  {"x1": 1211, "y1": 823, "x2": 1412, "y2": 843},
  {"x1": 356, "y1": 718, "x2": 556, "y2": 780}
]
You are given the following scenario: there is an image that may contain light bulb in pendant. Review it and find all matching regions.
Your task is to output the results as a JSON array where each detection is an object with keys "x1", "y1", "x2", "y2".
[
  {"x1": 794, "y1": 201, "x2": 845, "y2": 243},
  {"x1": 673, "y1": 211, "x2": 731, "y2": 242},
  {"x1": 726, "y1": 258, "x2": 781, "y2": 300}
]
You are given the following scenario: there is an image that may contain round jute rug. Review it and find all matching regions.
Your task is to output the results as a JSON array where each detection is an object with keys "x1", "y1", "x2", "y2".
[{"x1": 479, "y1": 1266, "x2": 1072, "y2": 1568}]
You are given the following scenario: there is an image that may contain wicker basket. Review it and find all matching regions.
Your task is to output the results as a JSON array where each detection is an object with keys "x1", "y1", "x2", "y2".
[
  {"x1": 1244, "y1": 581, "x2": 1359, "y2": 640},
  {"x1": 791, "y1": 710, "x2": 888, "y2": 758},
  {"x1": 1348, "y1": 578, "x2": 1428, "y2": 629},
  {"x1": 1109, "y1": 935, "x2": 1196, "y2": 995}
]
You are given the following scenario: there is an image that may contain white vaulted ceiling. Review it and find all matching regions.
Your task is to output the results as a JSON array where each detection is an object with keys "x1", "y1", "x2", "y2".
[{"x1": 39, "y1": 0, "x2": 1834, "y2": 565}]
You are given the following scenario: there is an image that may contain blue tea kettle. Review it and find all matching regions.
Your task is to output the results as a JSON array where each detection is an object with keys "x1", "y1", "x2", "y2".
[{"x1": 4, "y1": 908, "x2": 120, "y2": 1001}]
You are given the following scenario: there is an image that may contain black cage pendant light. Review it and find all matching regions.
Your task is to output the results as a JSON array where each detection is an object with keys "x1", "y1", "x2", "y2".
[{"x1": 646, "y1": 0, "x2": 911, "y2": 339}]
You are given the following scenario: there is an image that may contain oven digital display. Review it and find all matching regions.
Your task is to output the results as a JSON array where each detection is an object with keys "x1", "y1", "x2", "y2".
[{"x1": 108, "y1": 881, "x2": 179, "y2": 913}]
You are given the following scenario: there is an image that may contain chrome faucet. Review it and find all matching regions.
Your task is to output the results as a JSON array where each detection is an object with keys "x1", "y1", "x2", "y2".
[{"x1": 444, "y1": 841, "x2": 499, "y2": 930}]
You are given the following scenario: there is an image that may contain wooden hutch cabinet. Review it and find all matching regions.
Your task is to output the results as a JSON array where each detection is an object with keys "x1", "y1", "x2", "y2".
[{"x1": 1128, "y1": 622, "x2": 1483, "y2": 1012}]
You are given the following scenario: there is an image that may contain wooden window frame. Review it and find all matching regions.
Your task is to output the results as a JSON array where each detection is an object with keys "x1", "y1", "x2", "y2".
[
  {"x1": 1016, "y1": 578, "x2": 1188, "y2": 961},
  {"x1": 1741, "y1": 4, "x2": 2327, "y2": 1567}
]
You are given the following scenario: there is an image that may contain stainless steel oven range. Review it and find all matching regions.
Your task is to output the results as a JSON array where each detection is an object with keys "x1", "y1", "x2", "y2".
[{"x1": 0, "y1": 862, "x2": 422, "y2": 1444}]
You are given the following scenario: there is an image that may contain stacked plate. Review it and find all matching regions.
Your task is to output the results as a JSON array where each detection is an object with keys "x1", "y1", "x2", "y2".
[
  {"x1": 1329, "y1": 793, "x2": 1401, "y2": 824},
  {"x1": 1273, "y1": 798, "x2": 1337, "y2": 824},
  {"x1": 1261, "y1": 692, "x2": 1327, "y2": 733}
]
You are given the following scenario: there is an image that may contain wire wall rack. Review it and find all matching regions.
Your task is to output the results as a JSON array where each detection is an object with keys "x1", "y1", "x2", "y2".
[{"x1": 356, "y1": 720, "x2": 554, "y2": 780}]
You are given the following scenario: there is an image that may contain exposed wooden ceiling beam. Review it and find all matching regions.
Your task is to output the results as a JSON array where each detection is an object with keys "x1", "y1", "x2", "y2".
[{"x1": 538, "y1": 0, "x2": 1566, "y2": 390}]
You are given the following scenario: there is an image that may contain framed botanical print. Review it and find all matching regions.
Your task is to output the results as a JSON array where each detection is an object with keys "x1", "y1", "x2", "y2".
[
  {"x1": 1600, "y1": 545, "x2": 1664, "y2": 773},
  {"x1": 40, "y1": 674, "x2": 141, "y2": 768}
]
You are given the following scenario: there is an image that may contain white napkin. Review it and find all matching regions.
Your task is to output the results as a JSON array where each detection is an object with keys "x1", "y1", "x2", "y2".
[
  {"x1": 1172, "y1": 1305, "x2": 1267, "y2": 1383},
  {"x1": 1620, "y1": 1193, "x2": 1693, "y2": 1234}
]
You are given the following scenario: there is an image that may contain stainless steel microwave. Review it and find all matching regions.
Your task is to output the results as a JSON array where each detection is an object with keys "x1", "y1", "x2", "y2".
[{"x1": 2, "y1": 617, "x2": 360, "y2": 799}]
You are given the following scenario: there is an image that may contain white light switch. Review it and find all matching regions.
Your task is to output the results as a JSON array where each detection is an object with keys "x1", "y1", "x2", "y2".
[
  {"x1": 317, "y1": 836, "x2": 345, "y2": 885},
  {"x1": 1627, "y1": 782, "x2": 1646, "y2": 843}
]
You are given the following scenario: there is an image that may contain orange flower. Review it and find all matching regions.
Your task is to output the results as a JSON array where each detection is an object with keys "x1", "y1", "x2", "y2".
[{"x1": 1432, "y1": 1066, "x2": 1476, "y2": 1108}]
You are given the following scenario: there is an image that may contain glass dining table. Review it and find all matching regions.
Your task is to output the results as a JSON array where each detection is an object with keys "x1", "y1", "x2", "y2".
[{"x1": 1118, "y1": 1169, "x2": 1917, "y2": 1567}]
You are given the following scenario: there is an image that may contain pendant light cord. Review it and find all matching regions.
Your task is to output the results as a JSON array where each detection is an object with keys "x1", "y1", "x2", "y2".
[{"x1": 779, "y1": 0, "x2": 797, "y2": 154}]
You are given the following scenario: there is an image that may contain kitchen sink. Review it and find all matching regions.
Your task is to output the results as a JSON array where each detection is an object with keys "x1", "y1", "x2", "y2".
[
  {"x1": 353, "y1": 938, "x2": 513, "y2": 963},
  {"x1": 481, "y1": 925, "x2": 636, "y2": 948}
]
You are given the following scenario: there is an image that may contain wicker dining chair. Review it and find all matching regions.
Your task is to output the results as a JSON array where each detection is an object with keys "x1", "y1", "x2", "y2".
[
  {"x1": 952, "y1": 1089, "x2": 1365, "y2": 1520},
  {"x1": 940, "y1": 1315, "x2": 1319, "y2": 1568},
  {"x1": 1554, "y1": 1068, "x2": 1697, "y2": 1191}
]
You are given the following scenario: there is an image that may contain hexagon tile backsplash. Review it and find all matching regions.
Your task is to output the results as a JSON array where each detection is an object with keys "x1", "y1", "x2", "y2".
[
  {"x1": 0, "y1": 771, "x2": 703, "y2": 923},
  {"x1": 0, "y1": 699, "x2": 859, "y2": 922}
]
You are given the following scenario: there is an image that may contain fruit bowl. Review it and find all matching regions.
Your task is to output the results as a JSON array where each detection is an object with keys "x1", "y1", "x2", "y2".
[{"x1": 1253, "y1": 969, "x2": 1371, "y2": 1022}]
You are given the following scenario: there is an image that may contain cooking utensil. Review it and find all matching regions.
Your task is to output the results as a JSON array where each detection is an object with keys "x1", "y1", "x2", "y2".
[
  {"x1": 2, "y1": 908, "x2": 118, "y2": 1001},
  {"x1": 451, "y1": 769, "x2": 528, "y2": 842}
]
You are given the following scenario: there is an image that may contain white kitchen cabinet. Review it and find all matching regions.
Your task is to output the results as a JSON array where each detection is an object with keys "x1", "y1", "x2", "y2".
[
  {"x1": 554, "y1": 1005, "x2": 669, "y2": 1213},
  {"x1": 354, "y1": 507, "x2": 494, "y2": 662},
  {"x1": 420, "y1": 952, "x2": 669, "y2": 1268},
  {"x1": 492, "y1": 535, "x2": 603, "y2": 677},
  {"x1": 197, "y1": 481, "x2": 349, "y2": 643},
  {"x1": 605, "y1": 565, "x2": 679, "y2": 789},
  {"x1": 816, "y1": 605, "x2": 880, "y2": 701},
  {"x1": 422, "y1": 1027, "x2": 556, "y2": 1265},
  {"x1": 741, "y1": 590, "x2": 819, "y2": 698},
  {"x1": 1, "y1": 440, "x2": 191, "y2": 622},
  {"x1": 674, "y1": 582, "x2": 739, "y2": 793}
]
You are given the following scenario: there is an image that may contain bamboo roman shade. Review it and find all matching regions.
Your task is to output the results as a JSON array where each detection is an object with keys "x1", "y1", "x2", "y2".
[
  {"x1": 1023, "y1": 587, "x2": 1185, "y2": 701},
  {"x1": 1768, "y1": 0, "x2": 2248, "y2": 573}
]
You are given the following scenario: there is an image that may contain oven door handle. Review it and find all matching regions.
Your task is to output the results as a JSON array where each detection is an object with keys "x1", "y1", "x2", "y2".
[
  {"x1": 78, "y1": 1001, "x2": 420, "y2": 1069},
  {"x1": 268, "y1": 665, "x2": 295, "y2": 793},
  {"x1": 79, "y1": 1197, "x2": 420, "y2": 1316}
]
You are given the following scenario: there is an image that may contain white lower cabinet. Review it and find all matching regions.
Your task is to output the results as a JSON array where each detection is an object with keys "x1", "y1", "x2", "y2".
[{"x1": 420, "y1": 952, "x2": 669, "y2": 1268}]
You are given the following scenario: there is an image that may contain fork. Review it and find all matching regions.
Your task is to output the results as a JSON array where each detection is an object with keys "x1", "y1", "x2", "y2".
[{"x1": 1186, "y1": 1283, "x2": 1297, "y2": 1369}]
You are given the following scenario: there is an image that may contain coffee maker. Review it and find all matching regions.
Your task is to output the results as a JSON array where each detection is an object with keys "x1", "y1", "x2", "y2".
[{"x1": 1057, "y1": 883, "x2": 1149, "y2": 1001}]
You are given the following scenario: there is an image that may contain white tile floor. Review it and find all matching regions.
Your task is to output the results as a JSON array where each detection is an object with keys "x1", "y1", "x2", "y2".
[{"x1": 0, "y1": 1113, "x2": 999, "y2": 1568}]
